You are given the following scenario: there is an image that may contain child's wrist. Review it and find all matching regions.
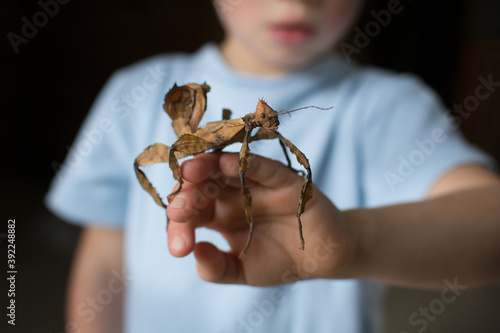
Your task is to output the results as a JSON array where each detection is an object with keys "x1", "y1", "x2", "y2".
[{"x1": 325, "y1": 208, "x2": 373, "y2": 280}]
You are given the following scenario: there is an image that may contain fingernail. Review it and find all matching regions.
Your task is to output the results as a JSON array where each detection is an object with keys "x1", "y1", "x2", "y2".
[
  {"x1": 170, "y1": 195, "x2": 185, "y2": 208},
  {"x1": 170, "y1": 234, "x2": 186, "y2": 251}
]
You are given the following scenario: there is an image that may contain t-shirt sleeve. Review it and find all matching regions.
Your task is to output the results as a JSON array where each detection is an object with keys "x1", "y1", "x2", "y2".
[
  {"x1": 45, "y1": 70, "x2": 132, "y2": 227},
  {"x1": 360, "y1": 75, "x2": 496, "y2": 207}
]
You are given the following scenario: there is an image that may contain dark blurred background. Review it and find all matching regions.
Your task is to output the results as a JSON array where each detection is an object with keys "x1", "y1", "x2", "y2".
[{"x1": 1, "y1": 0, "x2": 499, "y2": 332}]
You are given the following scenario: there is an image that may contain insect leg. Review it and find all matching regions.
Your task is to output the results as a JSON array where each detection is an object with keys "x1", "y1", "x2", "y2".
[
  {"x1": 212, "y1": 109, "x2": 233, "y2": 154},
  {"x1": 166, "y1": 134, "x2": 216, "y2": 202},
  {"x1": 271, "y1": 130, "x2": 313, "y2": 250},
  {"x1": 278, "y1": 140, "x2": 305, "y2": 176},
  {"x1": 222, "y1": 108, "x2": 232, "y2": 120},
  {"x1": 239, "y1": 127, "x2": 254, "y2": 259},
  {"x1": 249, "y1": 127, "x2": 274, "y2": 141},
  {"x1": 134, "y1": 143, "x2": 172, "y2": 208},
  {"x1": 251, "y1": 129, "x2": 304, "y2": 175},
  {"x1": 167, "y1": 147, "x2": 183, "y2": 201}
]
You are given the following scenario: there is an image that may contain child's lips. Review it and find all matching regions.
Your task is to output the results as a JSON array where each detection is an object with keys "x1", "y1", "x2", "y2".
[{"x1": 269, "y1": 21, "x2": 315, "y2": 44}]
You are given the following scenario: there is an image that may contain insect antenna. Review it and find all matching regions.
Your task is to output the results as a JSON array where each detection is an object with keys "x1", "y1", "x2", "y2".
[{"x1": 277, "y1": 105, "x2": 333, "y2": 117}]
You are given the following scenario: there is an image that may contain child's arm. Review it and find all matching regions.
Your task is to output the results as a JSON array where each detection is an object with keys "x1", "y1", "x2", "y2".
[
  {"x1": 166, "y1": 153, "x2": 500, "y2": 288},
  {"x1": 345, "y1": 164, "x2": 500, "y2": 288},
  {"x1": 67, "y1": 226, "x2": 124, "y2": 333}
]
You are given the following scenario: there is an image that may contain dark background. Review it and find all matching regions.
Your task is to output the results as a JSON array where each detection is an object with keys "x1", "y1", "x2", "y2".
[{"x1": 1, "y1": 0, "x2": 499, "y2": 332}]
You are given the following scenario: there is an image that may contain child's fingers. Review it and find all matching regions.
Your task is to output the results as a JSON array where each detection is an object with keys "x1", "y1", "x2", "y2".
[
  {"x1": 170, "y1": 159, "x2": 303, "y2": 226},
  {"x1": 181, "y1": 153, "x2": 237, "y2": 185},
  {"x1": 167, "y1": 180, "x2": 243, "y2": 224},
  {"x1": 167, "y1": 180, "x2": 254, "y2": 238},
  {"x1": 167, "y1": 217, "x2": 196, "y2": 257},
  {"x1": 166, "y1": 183, "x2": 214, "y2": 257},
  {"x1": 194, "y1": 242, "x2": 246, "y2": 284},
  {"x1": 167, "y1": 192, "x2": 200, "y2": 223},
  {"x1": 182, "y1": 153, "x2": 303, "y2": 191},
  {"x1": 219, "y1": 153, "x2": 302, "y2": 189}
]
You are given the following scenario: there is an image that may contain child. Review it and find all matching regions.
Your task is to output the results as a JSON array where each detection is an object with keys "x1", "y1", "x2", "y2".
[{"x1": 46, "y1": 1, "x2": 500, "y2": 332}]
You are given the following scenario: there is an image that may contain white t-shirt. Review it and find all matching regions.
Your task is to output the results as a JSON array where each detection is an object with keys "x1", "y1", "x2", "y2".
[{"x1": 46, "y1": 43, "x2": 492, "y2": 333}]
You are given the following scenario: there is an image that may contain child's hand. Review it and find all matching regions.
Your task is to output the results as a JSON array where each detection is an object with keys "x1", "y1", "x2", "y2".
[{"x1": 166, "y1": 153, "x2": 355, "y2": 286}]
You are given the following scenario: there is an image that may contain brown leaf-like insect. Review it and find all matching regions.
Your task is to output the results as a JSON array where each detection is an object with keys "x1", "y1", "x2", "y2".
[{"x1": 135, "y1": 83, "x2": 328, "y2": 258}]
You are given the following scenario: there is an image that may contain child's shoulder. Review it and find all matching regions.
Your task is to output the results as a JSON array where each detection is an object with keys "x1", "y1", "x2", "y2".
[
  {"x1": 345, "y1": 62, "x2": 430, "y2": 96},
  {"x1": 99, "y1": 46, "x2": 215, "y2": 106},
  {"x1": 113, "y1": 50, "x2": 200, "y2": 82},
  {"x1": 339, "y1": 61, "x2": 442, "y2": 110},
  {"x1": 113, "y1": 44, "x2": 218, "y2": 84},
  {"x1": 329, "y1": 61, "x2": 445, "y2": 128}
]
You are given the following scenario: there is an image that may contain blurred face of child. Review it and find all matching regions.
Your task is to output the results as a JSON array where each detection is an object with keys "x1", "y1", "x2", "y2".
[{"x1": 214, "y1": 0, "x2": 363, "y2": 74}]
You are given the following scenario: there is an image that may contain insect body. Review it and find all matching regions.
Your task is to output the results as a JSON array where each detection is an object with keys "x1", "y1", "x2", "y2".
[{"x1": 134, "y1": 83, "x2": 315, "y2": 258}]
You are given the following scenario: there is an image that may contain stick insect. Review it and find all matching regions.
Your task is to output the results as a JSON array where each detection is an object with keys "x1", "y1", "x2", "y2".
[{"x1": 134, "y1": 83, "x2": 329, "y2": 258}]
